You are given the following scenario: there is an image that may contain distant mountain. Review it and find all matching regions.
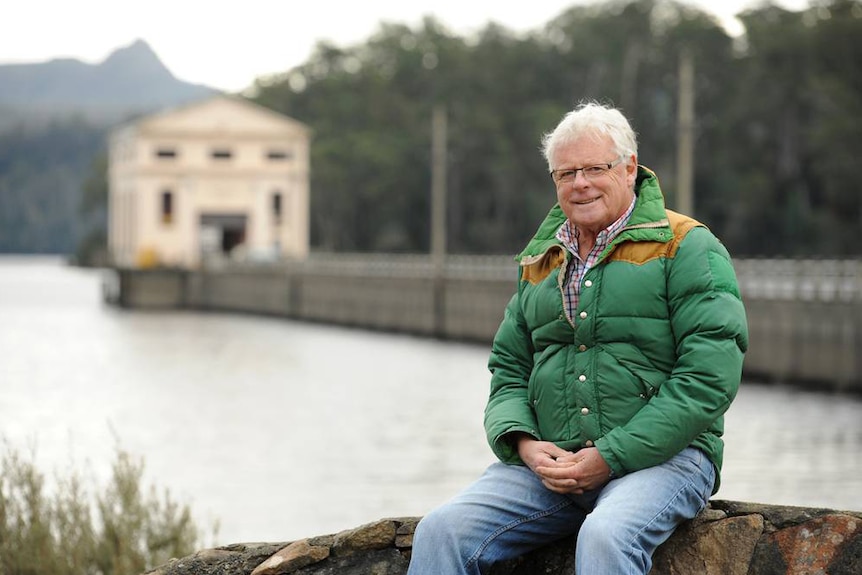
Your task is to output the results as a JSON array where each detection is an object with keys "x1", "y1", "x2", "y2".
[{"x1": 0, "y1": 39, "x2": 220, "y2": 128}]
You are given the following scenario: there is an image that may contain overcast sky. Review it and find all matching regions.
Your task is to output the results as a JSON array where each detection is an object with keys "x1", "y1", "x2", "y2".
[{"x1": 1, "y1": 0, "x2": 810, "y2": 92}]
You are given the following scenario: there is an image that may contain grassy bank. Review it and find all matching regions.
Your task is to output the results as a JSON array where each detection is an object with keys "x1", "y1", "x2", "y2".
[{"x1": 1, "y1": 442, "x2": 213, "y2": 575}]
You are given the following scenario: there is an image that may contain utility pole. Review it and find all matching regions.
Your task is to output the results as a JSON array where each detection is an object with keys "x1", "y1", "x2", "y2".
[
  {"x1": 431, "y1": 105, "x2": 447, "y2": 271},
  {"x1": 676, "y1": 47, "x2": 695, "y2": 216},
  {"x1": 431, "y1": 105, "x2": 448, "y2": 336}
]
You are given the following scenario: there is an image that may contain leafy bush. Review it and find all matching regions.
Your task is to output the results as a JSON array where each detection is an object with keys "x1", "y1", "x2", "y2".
[{"x1": 0, "y1": 443, "x2": 209, "y2": 575}]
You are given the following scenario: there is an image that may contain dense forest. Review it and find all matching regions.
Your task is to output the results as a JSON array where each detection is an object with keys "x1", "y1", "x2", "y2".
[
  {"x1": 2, "y1": 0, "x2": 860, "y2": 259},
  {"x1": 0, "y1": 120, "x2": 106, "y2": 254},
  {"x1": 249, "y1": 0, "x2": 861, "y2": 258}
]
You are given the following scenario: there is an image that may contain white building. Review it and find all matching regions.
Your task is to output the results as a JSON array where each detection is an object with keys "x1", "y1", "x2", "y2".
[{"x1": 108, "y1": 95, "x2": 311, "y2": 268}]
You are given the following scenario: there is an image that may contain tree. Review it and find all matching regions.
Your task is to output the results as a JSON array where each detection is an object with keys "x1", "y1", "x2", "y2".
[{"x1": 76, "y1": 152, "x2": 110, "y2": 266}]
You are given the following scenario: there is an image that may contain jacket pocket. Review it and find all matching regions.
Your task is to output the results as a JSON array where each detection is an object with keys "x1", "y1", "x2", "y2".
[
  {"x1": 602, "y1": 349, "x2": 666, "y2": 401},
  {"x1": 619, "y1": 359, "x2": 665, "y2": 400}
]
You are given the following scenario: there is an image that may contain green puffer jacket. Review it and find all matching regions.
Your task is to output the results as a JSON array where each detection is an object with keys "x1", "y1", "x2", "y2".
[{"x1": 484, "y1": 166, "x2": 748, "y2": 492}]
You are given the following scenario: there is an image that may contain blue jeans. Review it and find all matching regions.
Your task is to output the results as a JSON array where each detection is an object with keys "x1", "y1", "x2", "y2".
[{"x1": 407, "y1": 447, "x2": 715, "y2": 575}]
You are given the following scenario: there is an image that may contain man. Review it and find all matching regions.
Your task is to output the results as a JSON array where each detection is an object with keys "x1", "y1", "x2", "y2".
[{"x1": 407, "y1": 102, "x2": 748, "y2": 574}]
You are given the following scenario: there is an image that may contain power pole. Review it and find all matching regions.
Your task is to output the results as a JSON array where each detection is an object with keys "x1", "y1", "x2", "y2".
[
  {"x1": 676, "y1": 47, "x2": 695, "y2": 216},
  {"x1": 431, "y1": 105, "x2": 447, "y2": 271},
  {"x1": 431, "y1": 105, "x2": 448, "y2": 336}
]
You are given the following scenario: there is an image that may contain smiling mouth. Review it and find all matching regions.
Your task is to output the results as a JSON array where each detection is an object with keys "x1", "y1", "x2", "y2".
[{"x1": 574, "y1": 198, "x2": 599, "y2": 205}]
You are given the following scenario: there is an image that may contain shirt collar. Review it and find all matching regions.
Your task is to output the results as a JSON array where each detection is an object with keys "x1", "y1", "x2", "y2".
[{"x1": 556, "y1": 195, "x2": 637, "y2": 255}]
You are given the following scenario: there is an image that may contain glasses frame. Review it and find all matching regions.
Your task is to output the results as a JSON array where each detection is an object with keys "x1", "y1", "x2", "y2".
[{"x1": 550, "y1": 156, "x2": 626, "y2": 186}]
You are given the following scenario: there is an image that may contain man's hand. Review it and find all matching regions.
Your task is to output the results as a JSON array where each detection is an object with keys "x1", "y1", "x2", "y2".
[
  {"x1": 514, "y1": 433, "x2": 572, "y2": 473},
  {"x1": 513, "y1": 434, "x2": 613, "y2": 495}
]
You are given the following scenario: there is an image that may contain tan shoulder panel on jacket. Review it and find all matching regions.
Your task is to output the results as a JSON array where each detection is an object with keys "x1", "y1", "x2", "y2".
[
  {"x1": 520, "y1": 245, "x2": 567, "y2": 285},
  {"x1": 609, "y1": 210, "x2": 705, "y2": 265}
]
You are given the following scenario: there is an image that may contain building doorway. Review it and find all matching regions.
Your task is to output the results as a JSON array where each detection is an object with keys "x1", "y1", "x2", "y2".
[{"x1": 199, "y1": 213, "x2": 247, "y2": 260}]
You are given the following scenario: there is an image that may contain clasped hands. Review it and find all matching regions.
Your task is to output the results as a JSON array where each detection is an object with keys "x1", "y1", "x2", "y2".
[{"x1": 514, "y1": 434, "x2": 612, "y2": 495}]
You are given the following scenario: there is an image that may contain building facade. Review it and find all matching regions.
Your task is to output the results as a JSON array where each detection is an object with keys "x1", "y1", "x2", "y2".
[{"x1": 108, "y1": 95, "x2": 310, "y2": 268}]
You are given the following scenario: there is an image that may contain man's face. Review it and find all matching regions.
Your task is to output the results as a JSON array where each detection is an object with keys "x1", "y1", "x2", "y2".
[{"x1": 551, "y1": 134, "x2": 637, "y2": 236}]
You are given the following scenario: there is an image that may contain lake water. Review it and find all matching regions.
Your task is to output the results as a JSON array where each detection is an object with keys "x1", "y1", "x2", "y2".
[{"x1": 1, "y1": 256, "x2": 860, "y2": 546}]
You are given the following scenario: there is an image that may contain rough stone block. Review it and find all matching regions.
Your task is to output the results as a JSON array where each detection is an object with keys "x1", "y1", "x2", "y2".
[
  {"x1": 749, "y1": 514, "x2": 860, "y2": 575},
  {"x1": 251, "y1": 539, "x2": 330, "y2": 575},
  {"x1": 651, "y1": 514, "x2": 765, "y2": 575},
  {"x1": 290, "y1": 548, "x2": 408, "y2": 575},
  {"x1": 332, "y1": 519, "x2": 397, "y2": 555}
]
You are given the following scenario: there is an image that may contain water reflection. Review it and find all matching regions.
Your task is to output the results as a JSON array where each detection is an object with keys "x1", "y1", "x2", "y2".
[
  {"x1": 1, "y1": 257, "x2": 860, "y2": 545},
  {"x1": 721, "y1": 383, "x2": 862, "y2": 511}
]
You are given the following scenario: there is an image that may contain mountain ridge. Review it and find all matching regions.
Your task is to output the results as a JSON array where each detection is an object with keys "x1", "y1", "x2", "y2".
[{"x1": 0, "y1": 39, "x2": 220, "y2": 128}]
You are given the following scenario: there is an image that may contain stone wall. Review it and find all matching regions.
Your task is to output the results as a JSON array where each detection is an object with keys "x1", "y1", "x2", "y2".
[{"x1": 145, "y1": 500, "x2": 861, "y2": 575}]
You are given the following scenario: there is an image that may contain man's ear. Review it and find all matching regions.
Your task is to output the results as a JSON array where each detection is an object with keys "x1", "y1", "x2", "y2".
[{"x1": 626, "y1": 155, "x2": 638, "y2": 187}]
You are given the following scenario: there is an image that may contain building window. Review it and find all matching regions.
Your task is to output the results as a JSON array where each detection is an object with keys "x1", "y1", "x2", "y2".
[
  {"x1": 211, "y1": 148, "x2": 233, "y2": 160},
  {"x1": 156, "y1": 147, "x2": 177, "y2": 159},
  {"x1": 161, "y1": 190, "x2": 174, "y2": 225},
  {"x1": 272, "y1": 191, "x2": 283, "y2": 225},
  {"x1": 266, "y1": 149, "x2": 292, "y2": 161}
]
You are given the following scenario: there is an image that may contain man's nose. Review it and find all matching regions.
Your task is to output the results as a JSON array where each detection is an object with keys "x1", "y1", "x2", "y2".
[{"x1": 572, "y1": 169, "x2": 590, "y2": 186}]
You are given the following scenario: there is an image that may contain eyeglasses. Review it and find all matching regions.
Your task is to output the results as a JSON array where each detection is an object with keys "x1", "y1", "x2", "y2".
[{"x1": 550, "y1": 156, "x2": 625, "y2": 186}]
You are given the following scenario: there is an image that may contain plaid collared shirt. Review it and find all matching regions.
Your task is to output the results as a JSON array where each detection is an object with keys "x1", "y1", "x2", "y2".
[{"x1": 555, "y1": 197, "x2": 637, "y2": 323}]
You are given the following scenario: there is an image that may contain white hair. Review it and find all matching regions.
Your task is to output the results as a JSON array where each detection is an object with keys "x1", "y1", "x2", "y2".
[{"x1": 540, "y1": 102, "x2": 638, "y2": 169}]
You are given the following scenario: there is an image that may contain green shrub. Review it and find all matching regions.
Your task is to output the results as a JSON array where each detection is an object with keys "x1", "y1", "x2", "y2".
[{"x1": 0, "y1": 443, "x2": 210, "y2": 575}]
